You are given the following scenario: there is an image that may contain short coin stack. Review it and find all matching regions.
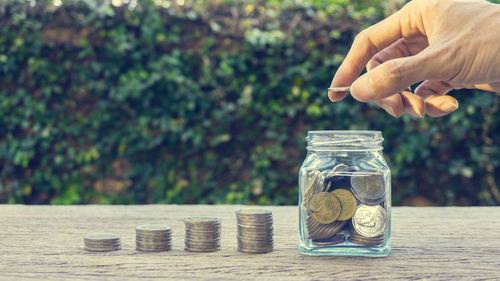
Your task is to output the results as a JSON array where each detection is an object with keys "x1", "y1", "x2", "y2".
[
  {"x1": 236, "y1": 209, "x2": 274, "y2": 254},
  {"x1": 184, "y1": 217, "x2": 221, "y2": 252},
  {"x1": 136, "y1": 225, "x2": 172, "y2": 252},
  {"x1": 84, "y1": 233, "x2": 121, "y2": 252}
]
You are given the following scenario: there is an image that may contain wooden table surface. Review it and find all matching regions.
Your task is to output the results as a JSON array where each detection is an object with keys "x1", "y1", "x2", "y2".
[{"x1": 1, "y1": 205, "x2": 499, "y2": 280}]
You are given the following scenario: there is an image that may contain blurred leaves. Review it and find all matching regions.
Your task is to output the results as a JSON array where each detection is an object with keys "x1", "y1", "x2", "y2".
[{"x1": 0, "y1": 0, "x2": 499, "y2": 206}]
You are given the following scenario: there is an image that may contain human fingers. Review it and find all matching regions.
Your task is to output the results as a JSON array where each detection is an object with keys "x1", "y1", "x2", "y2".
[
  {"x1": 414, "y1": 80, "x2": 453, "y2": 100},
  {"x1": 374, "y1": 94, "x2": 404, "y2": 118},
  {"x1": 373, "y1": 91, "x2": 425, "y2": 118},
  {"x1": 425, "y1": 95, "x2": 459, "y2": 117},
  {"x1": 350, "y1": 51, "x2": 432, "y2": 102},
  {"x1": 329, "y1": 4, "x2": 415, "y2": 102},
  {"x1": 474, "y1": 82, "x2": 500, "y2": 93},
  {"x1": 400, "y1": 91, "x2": 425, "y2": 118},
  {"x1": 366, "y1": 37, "x2": 428, "y2": 71},
  {"x1": 414, "y1": 80, "x2": 459, "y2": 116},
  {"x1": 366, "y1": 39, "x2": 426, "y2": 118}
]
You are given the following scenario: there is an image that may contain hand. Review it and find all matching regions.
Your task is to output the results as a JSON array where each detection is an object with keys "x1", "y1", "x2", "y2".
[{"x1": 329, "y1": 0, "x2": 500, "y2": 117}]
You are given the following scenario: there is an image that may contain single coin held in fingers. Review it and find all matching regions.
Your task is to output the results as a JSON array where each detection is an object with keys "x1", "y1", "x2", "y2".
[{"x1": 328, "y1": 87, "x2": 351, "y2": 92}]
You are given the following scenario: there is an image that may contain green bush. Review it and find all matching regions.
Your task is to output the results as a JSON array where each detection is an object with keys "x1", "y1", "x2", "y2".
[{"x1": 1, "y1": 0, "x2": 500, "y2": 206}]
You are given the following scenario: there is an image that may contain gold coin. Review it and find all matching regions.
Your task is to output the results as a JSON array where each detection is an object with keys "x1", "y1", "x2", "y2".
[
  {"x1": 309, "y1": 192, "x2": 341, "y2": 224},
  {"x1": 304, "y1": 171, "x2": 320, "y2": 205},
  {"x1": 332, "y1": 189, "x2": 357, "y2": 221}
]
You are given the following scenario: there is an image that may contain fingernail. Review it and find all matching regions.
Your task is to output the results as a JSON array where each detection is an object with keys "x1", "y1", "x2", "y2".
[
  {"x1": 379, "y1": 103, "x2": 397, "y2": 117},
  {"x1": 413, "y1": 104, "x2": 425, "y2": 118},
  {"x1": 385, "y1": 105, "x2": 397, "y2": 117},
  {"x1": 440, "y1": 102, "x2": 458, "y2": 112},
  {"x1": 351, "y1": 76, "x2": 377, "y2": 102},
  {"x1": 328, "y1": 92, "x2": 335, "y2": 102},
  {"x1": 328, "y1": 92, "x2": 338, "y2": 102}
]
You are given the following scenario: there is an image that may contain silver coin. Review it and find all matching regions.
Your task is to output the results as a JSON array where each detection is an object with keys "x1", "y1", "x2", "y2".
[
  {"x1": 136, "y1": 240, "x2": 171, "y2": 245},
  {"x1": 237, "y1": 224, "x2": 273, "y2": 230},
  {"x1": 237, "y1": 223, "x2": 273, "y2": 229},
  {"x1": 237, "y1": 242, "x2": 273, "y2": 249},
  {"x1": 185, "y1": 228, "x2": 220, "y2": 233},
  {"x1": 237, "y1": 216, "x2": 273, "y2": 221},
  {"x1": 136, "y1": 232, "x2": 171, "y2": 236},
  {"x1": 237, "y1": 219, "x2": 273, "y2": 225},
  {"x1": 185, "y1": 221, "x2": 220, "y2": 225},
  {"x1": 350, "y1": 173, "x2": 385, "y2": 205},
  {"x1": 238, "y1": 232, "x2": 273, "y2": 236},
  {"x1": 237, "y1": 246, "x2": 273, "y2": 251},
  {"x1": 328, "y1": 86, "x2": 351, "y2": 92},
  {"x1": 135, "y1": 243, "x2": 172, "y2": 248},
  {"x1": 185, "y1": 231, "x2": 220, "y2": 236},
  {"x1": 84, "y1": 233, "x2": 120, "y2": 242},
  {"x1": 351, "y1": 189, "x2": 385, "y2": 206},
  {"x1": 84, "y1": 239, "x2": 121, "y2": 245},
  {"x1": 238, "y1": 247, "x2": 273, "y2": 253},
  {"x1": 136, "y1": 233, "x2": 171, "y2": 239},
  {"x1": 238, "y1": 230, "x2": 273, "y2": 236},
  {"x1": 237, "y1": 225, "x2": 273, "y2": 231},
  {"x1": 185, "y1": 246, "x2": 220, "y2": 252},
  {"x1": 352, "y1": 204, "x2": 387, "y2": 238},
  {"x1": 236, "y1": 209, "x2": 272, "y2": 216},
  {"x1": 136, "y1": 246, "x2": 171, "y2": 252},
  {"x1": 185, "y1": 245, "x2": 220, "y2": 249},
  {"x1": 185, "y1": 242, "x2": 217, "y2": 245},
  {"x1": 185, "y1": 239, "x2": 220, "y2": 244},
  {"x1": 185, "y1": 232, "x2": 219, "y2": 238},
  {"x1": 136, "y1": 236, "x2": 171, "y2": 241},
  {"x1": 85, "y1": 246, "x2": 121, "y2": 252},
  {"x1": 136, "y1": 225, "x2": 172, "y2": 232},
  {"x1": 185, "y1": 238, "x2": 219, "y2": 244},
  {"x1": 136, "y1": 235, "x2": 171, "y2": 240},
  {"x1": 237, "y1": 236, "x2": 273, "y2": 242},
  {"x1": 237, "y1": 226, "x2": 272, "y2": 231},
  {"x1": 236, "y1": 213, "x2": 273, "y2": 219},
  {"x1": 184, "y1": 217, "x2": 220, "y2": 224}
]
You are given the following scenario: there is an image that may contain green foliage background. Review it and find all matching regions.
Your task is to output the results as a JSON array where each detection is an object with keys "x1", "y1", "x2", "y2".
[{"x1": 1, "y1": 0, "x2": 500, "y2": 206}]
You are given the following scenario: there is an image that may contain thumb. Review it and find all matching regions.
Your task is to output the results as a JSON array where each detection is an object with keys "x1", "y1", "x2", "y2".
[{"x1": 350, "y1": 54, "x2": 431, "y2": 102}]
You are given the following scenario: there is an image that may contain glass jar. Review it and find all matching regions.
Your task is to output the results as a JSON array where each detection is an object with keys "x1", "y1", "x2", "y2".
[{"x1": 298, "y1": 130, "x2": 391, "y2": 257}]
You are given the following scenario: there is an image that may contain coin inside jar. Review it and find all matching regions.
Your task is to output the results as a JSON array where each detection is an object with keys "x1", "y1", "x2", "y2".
[
  {"x1": 352, "y1": 204, "x2": 387, "y2": 238},
  {"x1": 331, "y1": 189, "x2": 357, "y2": 221},
  {"x1": 308, "y1": 192, "x2": 341, "y2": 224},
  {"x1": 351, "y1": 173, "x2": 384, "y2": 196}
]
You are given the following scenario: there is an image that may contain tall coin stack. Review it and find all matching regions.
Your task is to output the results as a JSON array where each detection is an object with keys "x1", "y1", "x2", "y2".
[
  {"x1": 236, "y1": 209, "x2": 274, "y2": 254},
  {"x1": 84, "y1": 233, "x2": 121, "y2": 252},
  {"x1": 135, "y1": 225, "x2": 172, "y2": 252},
  {"x1": 184, "y1": 217, "x2": 221, "y2": 252}
]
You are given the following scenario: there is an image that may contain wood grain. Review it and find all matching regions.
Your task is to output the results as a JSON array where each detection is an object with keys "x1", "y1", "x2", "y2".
[{"x1": 1, "y1": 205, "x2": 499, "y2": 280}]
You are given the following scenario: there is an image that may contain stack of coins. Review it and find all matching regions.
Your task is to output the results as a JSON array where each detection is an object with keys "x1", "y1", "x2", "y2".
[
  {"x1": 306, "y1": 188, "x2": 357, "y2": 245},
  {"x1": 135, "y1": 225, "x2": 172, "y2": 252},
  {"x1": 184, "y1": 217, "x2": 220, "y2": 252},
  {"x1": 348, "y1": 204, "x2": 386, "y2": 246},
  {"x1": 84, "y1": 233, "x2": 121, "y2": 252},
  {"x1": 236, "y1": 209, "x2": 274, "y2": 254}
]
